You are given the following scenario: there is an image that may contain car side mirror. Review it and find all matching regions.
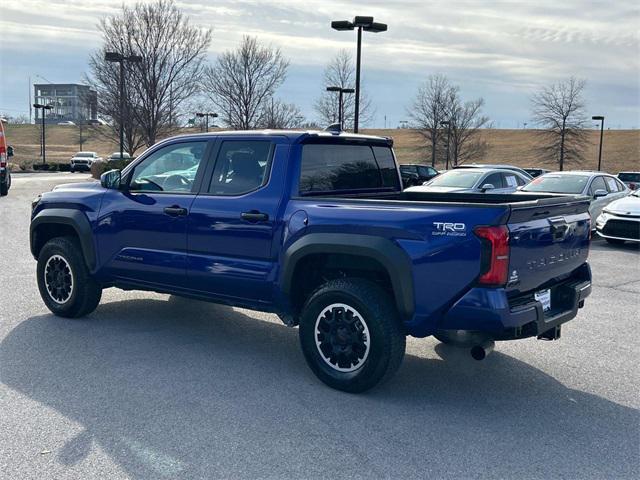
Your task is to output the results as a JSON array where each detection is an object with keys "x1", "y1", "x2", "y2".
[
  {"x1": 100, "y1": 169, "x2": 122, "y2": 190},
  {"x1": 593, "y1": 189, "x2": 608, "y2": 199},
  {"x1": 6, "y1": 146, "x2": 14, "y2": 157},
  {"x1": 480, "y1": 183, "x2": 495, "y2": 192}
]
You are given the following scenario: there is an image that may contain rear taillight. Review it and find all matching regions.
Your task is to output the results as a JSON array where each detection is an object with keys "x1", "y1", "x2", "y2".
[
  {"x1": 0, "y1": 153, "x2": 6, "y2": 168},
  {"x1": 474, "y1": 225, "x2": 510, "y2": 286}
]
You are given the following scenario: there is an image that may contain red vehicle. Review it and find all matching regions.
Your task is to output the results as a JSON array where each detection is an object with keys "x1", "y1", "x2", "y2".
[{"x1": 0, "y1": 119, "x2": 14, "y2": 196}]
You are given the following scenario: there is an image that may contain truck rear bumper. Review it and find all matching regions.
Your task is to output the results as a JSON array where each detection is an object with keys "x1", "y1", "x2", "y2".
[{"x1": 434, "y1": 263, "x2": 592, "y2": 340}]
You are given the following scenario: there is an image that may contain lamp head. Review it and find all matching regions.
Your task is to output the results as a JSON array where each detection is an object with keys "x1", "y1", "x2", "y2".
[{"x1": 331, "y1": 20, "x2": 354, "y2": 31}]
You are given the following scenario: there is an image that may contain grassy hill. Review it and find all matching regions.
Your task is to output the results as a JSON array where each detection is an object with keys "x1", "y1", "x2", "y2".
[{"x1": 4, "y1": 124, "x2": 639, "y2": 173}]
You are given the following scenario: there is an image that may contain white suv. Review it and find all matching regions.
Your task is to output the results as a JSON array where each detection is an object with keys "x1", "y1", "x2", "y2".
[{"x1": 70, "y1": 152, "x2": 102, "y2": 172}]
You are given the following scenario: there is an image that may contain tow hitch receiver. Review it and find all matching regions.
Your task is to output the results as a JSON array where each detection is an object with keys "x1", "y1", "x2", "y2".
[{"x1": 538, "y1": 325, "x2": 562, "y2": 341}]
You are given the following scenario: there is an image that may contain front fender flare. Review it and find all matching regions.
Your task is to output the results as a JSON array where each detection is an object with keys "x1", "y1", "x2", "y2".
[
  {"x1": 30, "y1": 208, "x2": 97, "y2": 272},
  {"x1": 280, "y1": 233, "x2": 414, "y2": 319}
]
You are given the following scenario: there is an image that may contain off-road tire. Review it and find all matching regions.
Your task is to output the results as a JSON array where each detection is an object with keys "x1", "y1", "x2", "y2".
[
  {"x1": 37, "y1": 236, "x2": 102, "y2": 318},
  {"x1": 0, "y1": 181, "x2": 7, "y2": 196},
  {"x1": 299, "y1": 278, "x2": 406, "y2": 393}
]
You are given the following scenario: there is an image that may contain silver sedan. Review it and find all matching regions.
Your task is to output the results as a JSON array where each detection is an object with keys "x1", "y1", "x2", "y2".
[
  {"x1": 406, "y1": 167, "x2": 530, "y2": 194},
  {"x1": 521, "y1": 171, "x2": 629, "y2": 224}
]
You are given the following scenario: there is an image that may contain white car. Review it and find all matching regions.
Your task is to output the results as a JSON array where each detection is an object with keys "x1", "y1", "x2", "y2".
[
  {"x1": 596, "y1": 190, "x2": 640, "y2": 244},
  {"x1": 406, "y1": 167, "x2": 530, "y2": 194},
  {"x1": 70, "y1": 152, "x2": 102, "y2": 172},
  {"x1": 108, "y1": 152, "x2": 132, "y2": 161},
  {"x1": 57, "y1": 121, "x2": 76, "y2": 126},
  {"x1": 521, "y1": 171, "x2": 629, "y2": 224}
]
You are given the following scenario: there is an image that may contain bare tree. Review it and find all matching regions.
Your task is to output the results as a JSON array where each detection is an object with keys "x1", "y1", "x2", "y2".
[
  {"x1": 407, "y1": 74, "x2": 455, "y2": 167},
  {"x1": 259, "y1": 98, "x2": 305, "y2": 129},
  {"x1": 531, "y1": 77, "x2": 589, "y2": 170},
  {"x1": 203, "y1": 36, "x2": 289, "y2": 130},
  {"x1": 87, "y1": 0, "x2": 211, "y2": 152},
  {"x1": 446, "y1": 93, "x2": 490, "y2": 166},
  {"x1": 314, "y1": 50, "x2": 374, "y2": 129}
]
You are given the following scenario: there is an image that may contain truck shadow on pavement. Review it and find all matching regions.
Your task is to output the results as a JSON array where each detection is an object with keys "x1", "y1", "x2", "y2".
[{"x1": 1, "y1": 297, "x2": 638, "y2": 479}]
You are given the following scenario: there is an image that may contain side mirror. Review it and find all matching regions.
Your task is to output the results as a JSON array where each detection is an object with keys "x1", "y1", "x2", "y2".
[
  {"x1": 6, "y1": 146, "x2": 14, "y2": 157},
  {"x1": 593, "y1": 189, "x2": 608, "y2": 199},
  {"x1": 480, "y1": 183, "x2": 495, "y2": 192},
  {"x1": 100, "y1": 169, "x2": 122, "y2": 190}
]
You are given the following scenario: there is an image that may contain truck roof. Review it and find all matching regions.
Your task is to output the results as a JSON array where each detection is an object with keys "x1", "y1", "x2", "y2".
[{"x1": 166, "y1": 129, "x2": 393, "y2": 145}]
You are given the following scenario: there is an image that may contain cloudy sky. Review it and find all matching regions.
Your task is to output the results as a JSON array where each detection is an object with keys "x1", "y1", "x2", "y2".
[{"x1": 1, "y1": 0, "x2": 638, "y2": 128}]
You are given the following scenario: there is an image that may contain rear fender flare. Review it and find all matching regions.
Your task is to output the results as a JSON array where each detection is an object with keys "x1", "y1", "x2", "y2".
[{"x1": 280, "y1": 233, "x2": 414, "y2": 319}]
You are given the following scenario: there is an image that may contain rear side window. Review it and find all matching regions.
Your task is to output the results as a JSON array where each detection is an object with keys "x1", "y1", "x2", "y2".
[
  {"x1": 503, "y1": 173, "x2": 520, "y2": 188},
  {"x1": 208, "y1": 141, "x2": 273, "y2": 196},
  {"x1": 605, "y1": 177, "x2": 619, "y2": 192},
  {"x1": 300, "y1": 144, "x2": 398, "y2": 193}
]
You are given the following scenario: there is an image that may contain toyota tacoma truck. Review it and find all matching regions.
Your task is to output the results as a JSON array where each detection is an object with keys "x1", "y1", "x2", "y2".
[{"x1": 30, "y1": 130, "x2": 592, "y2": 392}]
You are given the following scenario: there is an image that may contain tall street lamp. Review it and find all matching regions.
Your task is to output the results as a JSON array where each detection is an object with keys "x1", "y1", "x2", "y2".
[
  {"x1": 105, "y1": 52, "x2": 142, "y2": 161},
  {"x1": 440, "y1": 120, "x2": 452, "y2": 169},
  {"x1": 33, "y1": 103, "x2": 52, "y2": 165},
  {"x1": 592, "y1": 115, "x2": 605, "y2": 171},
  {"x1": 196, "y1": 112, "x2": 218, "y2": 133},
  {"x1": 331, "y1": 16, "x2": 387, "y2": 133},
  {"x1": 326, "y1": 86, "x2": 354, "y2": 129}
]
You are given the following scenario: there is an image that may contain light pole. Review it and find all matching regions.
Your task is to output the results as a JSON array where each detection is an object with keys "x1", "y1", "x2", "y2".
[
  {"x1": 331, "y1": 16, "x2": 387, "y2": 133},
  {"x1": 33, "y1": 103, "x2": 52, "y2": 165},
  {"x1": 196, "y1": 112, "x2": 218, "y2": 133},
  {"x1": 440, "y1": 120, "x2": 452, "y2": 169},
  {"x1": 326, "y1": 86, "x2": 354, "y2": 129},
  {"x1": 105, "y1": 52, "x2": 142, "y2": 160},
  {"x1": 592, "y1": 115, "x2": 605, "y2": 171}
]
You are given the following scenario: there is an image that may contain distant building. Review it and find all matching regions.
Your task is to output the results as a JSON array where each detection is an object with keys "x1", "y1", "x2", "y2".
[{"x1": 33, "y1": 84, "x2": 98, "y2": 124}]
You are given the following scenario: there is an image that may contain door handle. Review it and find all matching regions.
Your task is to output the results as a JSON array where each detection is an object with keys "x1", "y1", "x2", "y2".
[
  {"x1": 241, "y1": 210, "x2": 269, "y2": 223},
  {"x1": 164, "y1": 206, "x2": 188, "y2": 216}
]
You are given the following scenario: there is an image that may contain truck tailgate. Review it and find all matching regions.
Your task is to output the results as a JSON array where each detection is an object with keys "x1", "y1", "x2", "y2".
[{"x1": 506, "y1": 196, "x2": 591, "y2": 294}]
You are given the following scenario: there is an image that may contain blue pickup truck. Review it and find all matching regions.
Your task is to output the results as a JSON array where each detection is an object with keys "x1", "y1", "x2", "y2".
[{"x1": 30, "y1": 130, "x2": 592, "y2": 392}]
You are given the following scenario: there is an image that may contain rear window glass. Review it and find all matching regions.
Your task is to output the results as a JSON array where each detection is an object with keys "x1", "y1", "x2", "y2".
[
  {"x1": 300, "y1": 144, "x2": 397, "y2": 193},
  {"x1": 618, "y1": 173, "x2": 640, "y2": 182},
  {"x1": 522, "y1": 174, "x2": 589, "y2": 194}
]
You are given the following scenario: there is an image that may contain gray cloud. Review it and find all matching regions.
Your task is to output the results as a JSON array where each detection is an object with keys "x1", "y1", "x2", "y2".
[{"x1": 1, "y1": 0, "x2": 638, "y2": 127}]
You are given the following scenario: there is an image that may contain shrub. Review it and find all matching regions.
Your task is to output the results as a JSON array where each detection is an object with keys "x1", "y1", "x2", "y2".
[{"x1": 91, "y1": 159, "x2": 131, "y2": 179}]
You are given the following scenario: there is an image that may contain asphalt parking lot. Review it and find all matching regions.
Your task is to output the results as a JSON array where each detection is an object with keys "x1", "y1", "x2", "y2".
[{"x1": 1, "y1": 173, "x2": 638, "y2": 479}]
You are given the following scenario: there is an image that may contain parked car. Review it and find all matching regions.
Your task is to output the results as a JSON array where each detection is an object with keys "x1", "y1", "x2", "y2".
[
  {"x1": 109, "y1": 152, "x2": 132, "y2": 161},
  {"x1": 57, "y1": 121, "x2": 76, "y2": 126},
  {"x1": 400, "y1": 164, "x2": 439, "y2": 184},
  {"x1": 454, "y1": 164, "x2": 534, "y2": 180},
  {"x1": 521, "y1": 171, "x2": 629, "y2": 224},
  {"x1": 30, "y1": 130, "x2": 593, "y2": 392},
  {"x1": 0, "y1": 119, "x2": 14, "y2": 196},
  {"x1": 408, "y1": 167, "x2": 530, "y2": 194},
  {"x1": 617, "y1": 171, "x2": 640, "y2": 191},
  {"x1": 524, "y1": 168, "x2": 552, "y2": 178},
  {"x1": 70, "y1": 152, "x2": 103, "y2": 172},
  {"x1": 595, "y1": 189, "x2": 640, "y2": 244},
  {"x1": 400, "y1": 170, "x2": 420, "y2": 188}
]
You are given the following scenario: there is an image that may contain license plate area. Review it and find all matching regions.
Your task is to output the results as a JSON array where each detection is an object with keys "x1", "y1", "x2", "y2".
[{"x1": 535, "y1": 289, "x2": 551, "y2": 311}]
